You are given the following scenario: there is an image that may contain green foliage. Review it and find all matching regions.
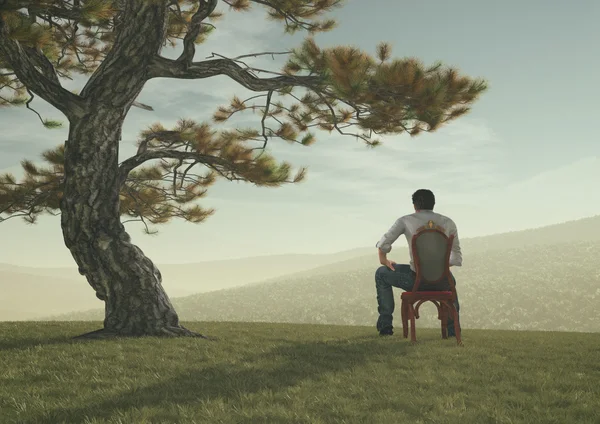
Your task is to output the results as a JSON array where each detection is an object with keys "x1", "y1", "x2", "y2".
[
  {"x1": 281, "y1": 39, "x2": 487, "y2": 141},
  {"x1": 227, "y1": 0, "x2": 341, "y2": 33},
  {"x1": 0, "y1": 0, "x2": 488, "y2": 230},
  {"x1": 42, "y1": 119, "x2": 63, "y2": 128},
  {"x1": 0, "y1": 0, "x2": 222, "y2": 115},
  {"x1": 1, "y1": 321, "x2": 599, "y2": 423},
  {"x1": 0, "y1": 119, "x2": 305, "y2": 232}
]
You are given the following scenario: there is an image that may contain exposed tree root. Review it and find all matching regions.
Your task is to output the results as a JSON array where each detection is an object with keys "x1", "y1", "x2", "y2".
[
  {"x1": 73, "y1": 326, "x2": 217, "y2": 340},
  {"x1": 72, "y1": 328, "x2": 115, "y2": 340}
]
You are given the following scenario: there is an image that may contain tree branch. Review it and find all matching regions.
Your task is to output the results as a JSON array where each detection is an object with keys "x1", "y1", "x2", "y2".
[
  {"x1": 252, "y1": 90, "x2": 273, "y2": 155},
  {"x1": 241, "y1": 0, "x2": 341, "y2": 33},
  {"x1": 148, "y1": 56, "x2": 322, "y2": 92},
  {"x1": 132, "y1": 101, "x2": 154, "y2": 111},
  {"x1": 0, "y1": 18, "x2": 86, "y2": 118},
  {"x1": 1, "y1": 1, "x2": 87, "y2": 21},
  {"x1": 205, "y1": 51, "x2": 290, "y2": 78},
  {"x1": 23, "y1": 46, "x2": 61, "y2": 85},
  {"x1": 25, "y1": 88, "x2": 47, "y2": 126},
  {"x1": 79, "y1": 0, "x2": 169, "y2": 104},
  {"x1": 177, "y1": 0, "x2": 219, "y2": 65},
  {"x1": 119, "y1": 149, "x2": 235, "y2": 184},
  {"x1": 230, "y1": 51, "x2": 292, "y2": 61}
]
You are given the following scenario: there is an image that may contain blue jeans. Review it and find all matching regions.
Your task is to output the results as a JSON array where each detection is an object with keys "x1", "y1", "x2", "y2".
[{"x1": 375, "y1": 264, "x2": 460, "y2": 333}]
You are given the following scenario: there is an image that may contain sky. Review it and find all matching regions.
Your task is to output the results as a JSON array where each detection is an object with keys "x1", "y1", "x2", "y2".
[{"x1": 1, "y1": 0, "x2": 599, "y2": 267}]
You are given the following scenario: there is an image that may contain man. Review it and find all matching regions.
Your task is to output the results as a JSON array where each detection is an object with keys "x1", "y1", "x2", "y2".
[{"x1": 374, "y1": 189, "x2": 462, "y2": 337}]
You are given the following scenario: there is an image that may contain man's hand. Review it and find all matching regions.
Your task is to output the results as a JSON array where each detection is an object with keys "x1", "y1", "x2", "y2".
[
  {"x1": 381, "y1": 259, "x2": 396, "y2": 271},
  {"x1": 377, "y1": 248, "x2": 396, "y2": 271}
]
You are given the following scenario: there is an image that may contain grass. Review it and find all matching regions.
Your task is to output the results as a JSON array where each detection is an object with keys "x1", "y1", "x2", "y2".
[{"x1": 1, "y1": 322, "x2": 599, "y2": 424}]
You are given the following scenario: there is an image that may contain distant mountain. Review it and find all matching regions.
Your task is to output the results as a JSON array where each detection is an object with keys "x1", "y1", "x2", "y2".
[
  {"x1": 460, "y1": 214, "x2": 600, "y2": 251},
  {"x1": 0, "y1": 270, "x2": 102, "y2": 321},
  {"x1": 47, "y1": 239, "x2": 600, "y2": 333},
  {"x1": 160, "y1": 240, "x2": 600, "y2": 333},
  {"x1": 246, "y1": 214, "x2": 600, "y2": 282},
  {"x1": 11, "y1": 214, "x2": 600, "y2": 323},
  {"x1": 0, "y1": 248, "x2": 372, "y2": 320}
]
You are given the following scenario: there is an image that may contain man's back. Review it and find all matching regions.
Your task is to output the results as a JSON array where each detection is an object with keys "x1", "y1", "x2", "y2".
[{"x1": 376, "y1": 209, "x2": 462, "y2": 272}]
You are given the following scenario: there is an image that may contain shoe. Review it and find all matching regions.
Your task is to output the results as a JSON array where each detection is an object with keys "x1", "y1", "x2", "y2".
[{"x1": 379, "y1": 328, "x2": 393, "y2": 336}]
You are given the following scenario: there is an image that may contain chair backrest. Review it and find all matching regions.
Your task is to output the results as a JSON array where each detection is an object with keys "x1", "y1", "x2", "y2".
[{"x1": 410, "y1": 220, "x2": 455, "y2": 293}]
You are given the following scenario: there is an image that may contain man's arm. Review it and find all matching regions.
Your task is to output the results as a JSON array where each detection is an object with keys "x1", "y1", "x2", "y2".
[
  {"x1": 376, "y1": 218, "x2": 406, "y2": 269},
  {"x1": 448, "y1": 219, "x2": 462, "y2": 267}
]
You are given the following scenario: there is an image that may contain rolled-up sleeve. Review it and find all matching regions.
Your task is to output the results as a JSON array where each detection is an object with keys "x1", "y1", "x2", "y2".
[
  {"x1": 376, "y1": 217, "x2": 405, "y2": 253},
  {"x1": 448, "y1": 220, "x2": 463, "y2": 267}
]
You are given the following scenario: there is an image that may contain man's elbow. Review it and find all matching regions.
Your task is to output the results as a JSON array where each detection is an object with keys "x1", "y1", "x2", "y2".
[
  {"x1": 449, "y1": 256, "x2": 462, "y2": 267},
  {"x1": 376, "y1": 243, "x2": 392, "y2": 254}
]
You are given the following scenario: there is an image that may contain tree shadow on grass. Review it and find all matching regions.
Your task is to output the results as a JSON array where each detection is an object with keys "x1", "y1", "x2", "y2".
[
  {"x1": 28, "y1": 335, "x2": 410, "y2": 423},
  {"x1": 0, "y1": 335, "x2": 77, "y2": 352},
  {"x1": 0, "y1": 321, "x2": 103, "y2": 352}
]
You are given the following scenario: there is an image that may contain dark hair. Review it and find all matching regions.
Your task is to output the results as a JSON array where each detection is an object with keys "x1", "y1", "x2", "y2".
[{"x1": 412, "y1": 189, "x2": 435, "y2": 210}]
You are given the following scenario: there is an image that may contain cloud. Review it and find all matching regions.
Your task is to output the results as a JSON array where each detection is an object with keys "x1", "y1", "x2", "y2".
[
  {"x1": 162, "y1": 115, "x2": 510, "y2": 220},
  {"x1": 439, "y1": 155, "x2": 600, "y2": 237},
  {"x1": 245, "y1": 118, "x2": 510, "y2": 203},
  {"x1": 481, "y1": 155, "x2": 599, "y2": 206}
]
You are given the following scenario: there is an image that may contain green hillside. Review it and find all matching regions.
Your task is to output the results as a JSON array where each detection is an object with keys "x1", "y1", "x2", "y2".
[
  {"x1": 50, "y1": 240, "x2": 600, "y2": 333},
  {"x1": 1, "y1": 322, "x2": 599, "y2": 424}
]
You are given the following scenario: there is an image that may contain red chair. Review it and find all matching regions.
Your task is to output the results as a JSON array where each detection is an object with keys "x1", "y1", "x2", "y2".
[{"x1": 400, "y1": 221, "x2": 462, "y2": 345}]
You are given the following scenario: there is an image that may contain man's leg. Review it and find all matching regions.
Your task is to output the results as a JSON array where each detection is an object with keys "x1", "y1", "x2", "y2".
[
  {"x1": 447, "y1": 273, "x2": 460, "y2": 337},
  {"x1": 374, "y1": 264, "x2": 415, "y2": 335}
]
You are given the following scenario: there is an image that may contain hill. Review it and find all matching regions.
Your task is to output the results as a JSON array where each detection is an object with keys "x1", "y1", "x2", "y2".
[
  {"x1": 266, "y1": 214, "x2": 600, "y2": 279},
  {"x1": 1, "y1": 321, "x2": 599, "y2": 424},
  {"x1": 13, "y1": 214, "x2": 600, "y2": 322},
  {"x1": 50, "y1": 239, "x2": 600, "y2": 333},
  {"x1": 0, "y1": 248, "x2": 369, "y2": 320},
  {"x1": 0, "y1": 271, "x2": 100, "y2": 321}
]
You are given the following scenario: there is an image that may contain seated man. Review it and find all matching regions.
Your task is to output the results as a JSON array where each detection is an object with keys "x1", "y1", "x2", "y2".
[{"x1": 374, "y1": 189, "x2": 462, "y2": 336}]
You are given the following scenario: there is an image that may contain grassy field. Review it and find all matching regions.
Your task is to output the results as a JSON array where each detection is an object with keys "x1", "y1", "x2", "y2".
[{"x1": 1, "y1": 322, "x2": 599, "y2": 424}]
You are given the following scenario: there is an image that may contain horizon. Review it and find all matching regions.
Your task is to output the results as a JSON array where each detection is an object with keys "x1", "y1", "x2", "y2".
[
  {"x1": 1, "y1": 0, "x2": 599, "y2": 267},
  {"x1": 1, "y1": 212, "x2": 599, "y2": 268},
  {"x1": 3, "y1": 207, "x2": 599, "y2": 324}
]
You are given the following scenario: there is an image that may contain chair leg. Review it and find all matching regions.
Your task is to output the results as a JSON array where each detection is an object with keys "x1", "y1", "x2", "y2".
[
  {"x1": 401, "y1": 300, "x2": 409, "y2": 338},
  {"x1": 452, "y1": 306, "x2": 463, "y2": 346},
  {"x1": 409, "y1": 304, "x2": 417, "y2": 343},
  {"x1": 440, "y1": 304, "x2": 448, "y2": 339}
]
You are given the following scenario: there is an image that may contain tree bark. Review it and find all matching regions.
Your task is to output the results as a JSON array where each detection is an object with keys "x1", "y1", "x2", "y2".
[
  {"x1": 61, "y1": 108, "x2": 205, "y2": 339},
  {"x1": 52, "y1": 1, "x2": 210, "y2": 339}
]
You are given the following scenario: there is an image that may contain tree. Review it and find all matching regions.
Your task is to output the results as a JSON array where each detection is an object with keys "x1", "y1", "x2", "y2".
[{"x1": 0, "y1": 0, "x2": 487, "y2": 339}]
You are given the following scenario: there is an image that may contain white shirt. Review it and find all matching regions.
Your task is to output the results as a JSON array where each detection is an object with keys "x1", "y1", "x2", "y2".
[{"x1": 376, "y1": 210, "x2": 462, "y2": 272}]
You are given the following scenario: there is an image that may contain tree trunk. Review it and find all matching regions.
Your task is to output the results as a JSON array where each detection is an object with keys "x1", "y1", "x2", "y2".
[{"x1": 60, "y1": 108, "x2": 205, "y2": 339}]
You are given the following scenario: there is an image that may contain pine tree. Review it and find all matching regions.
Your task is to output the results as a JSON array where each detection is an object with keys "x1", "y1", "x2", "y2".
[{"x1": 0, "y1": 0, "x2": 487, "y2": 338}]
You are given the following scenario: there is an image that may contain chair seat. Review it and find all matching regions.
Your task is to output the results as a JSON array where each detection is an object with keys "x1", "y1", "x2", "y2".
[{"x1": 401, "y1": 291, "x2": 453, "y2": 299}]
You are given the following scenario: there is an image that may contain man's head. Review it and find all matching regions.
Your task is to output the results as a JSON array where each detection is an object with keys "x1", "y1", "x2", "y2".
[{"x1": 412, "y1": 189, "x2": 435, "y2": 211}]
